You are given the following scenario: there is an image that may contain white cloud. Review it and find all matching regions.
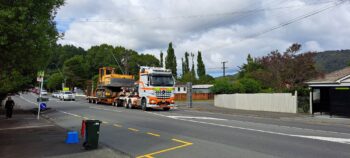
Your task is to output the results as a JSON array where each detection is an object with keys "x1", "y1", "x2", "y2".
[{"x1": 55, "y1": 0, "x2": 350, "y2": 77}]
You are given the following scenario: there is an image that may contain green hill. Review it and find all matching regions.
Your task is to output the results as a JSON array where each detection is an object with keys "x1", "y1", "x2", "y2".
[{"x1": 314, "y1": 50, "x2": 350, "y2": 73}]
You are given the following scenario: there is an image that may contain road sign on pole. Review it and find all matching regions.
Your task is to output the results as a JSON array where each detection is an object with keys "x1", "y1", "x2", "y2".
[{"x1": 37, "y1": 70, "x2": 45, "y2": 120}]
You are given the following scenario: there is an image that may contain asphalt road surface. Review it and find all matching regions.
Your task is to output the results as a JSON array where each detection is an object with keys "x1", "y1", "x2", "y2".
[{"x1": 16, "y1": 93, "x2": 350, "y2": 158}]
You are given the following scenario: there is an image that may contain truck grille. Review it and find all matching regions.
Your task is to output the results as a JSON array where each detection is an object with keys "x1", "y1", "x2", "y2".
[{"x1": 155, "y1": 90, "x2": 171, "y2": 99}]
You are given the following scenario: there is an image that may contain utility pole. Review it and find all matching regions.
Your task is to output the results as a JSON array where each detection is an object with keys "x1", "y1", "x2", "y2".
[{"x1": 222, "y1": 61, "x2": 227, "y2": 77}]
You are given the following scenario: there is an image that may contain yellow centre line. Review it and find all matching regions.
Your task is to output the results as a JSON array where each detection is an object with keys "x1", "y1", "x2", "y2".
[
  {"x1": 82, "y1": 117, "x2": 89, "y2": 120},
  {"x1": 113, "y1": 124, "x2": 122, "y2": 128},
  {"x1": 102, "y1": 121, "x2": 109, "y2": 124},
  {"x1": 128, "y1": 128, "x2": 139, "y2": 132},
  {"x1": 147, "y1": 132, "x2": 160, "y2": 137},
  {"x1": 136, "y1": 138, "x2": 193, "y2": 158}
]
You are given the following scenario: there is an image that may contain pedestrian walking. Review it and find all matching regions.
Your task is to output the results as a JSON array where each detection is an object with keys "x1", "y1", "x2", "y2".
[{"x1": 5, "y1": 97, "x2": 15, "y2": 118}]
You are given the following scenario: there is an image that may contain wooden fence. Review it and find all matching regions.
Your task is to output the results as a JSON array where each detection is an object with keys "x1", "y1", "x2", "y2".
[{"x1": 175, "y1": 93, "x2": 214, "y2": 101}]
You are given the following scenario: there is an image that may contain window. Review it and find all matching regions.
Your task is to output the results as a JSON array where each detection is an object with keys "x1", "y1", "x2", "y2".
[
  {"x1": 312, "y1": 89, "x2": 320, "y2": 103},
  {"x1": 183, "y1": 87, "x2": 186, "y2": 91},
  {"x1": 178, "y1": 87, "x2": 180, "y2": 92}
]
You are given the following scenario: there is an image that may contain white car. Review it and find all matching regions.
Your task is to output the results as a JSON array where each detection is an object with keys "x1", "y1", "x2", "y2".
[
  {"x1": 41, "y1": 90, "x2": 48, "y2": 95},
  {"x1": 60, "y1": 91, "x2": 75, "y2": 101},
  {"x1": 52, "y1": 92, "x2": 59, "y2": 98}
]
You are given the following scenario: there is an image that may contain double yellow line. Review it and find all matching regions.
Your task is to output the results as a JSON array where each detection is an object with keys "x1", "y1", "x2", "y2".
[{"x1": 136, "y1": 138, "x2": 193, "y2": 158}]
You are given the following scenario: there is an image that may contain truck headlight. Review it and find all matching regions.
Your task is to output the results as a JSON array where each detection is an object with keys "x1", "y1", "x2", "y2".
[{"x1": 150, "y1": 100, "x2": 157, "y2": 104}]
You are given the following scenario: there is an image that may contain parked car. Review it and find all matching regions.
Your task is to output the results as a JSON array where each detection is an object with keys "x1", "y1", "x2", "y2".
[
  {"x1": 52, "y1": 92, "x2": 59, "y2": 98},
  {"x1": 60, "y1": 91, "x2": 75, "y2": 101},
  {"x1": 41, "y1": 90, "x2": 48, "y2": 95}
]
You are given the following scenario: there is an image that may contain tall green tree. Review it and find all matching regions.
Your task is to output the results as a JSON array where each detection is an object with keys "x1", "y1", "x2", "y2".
[
  {"x1": 184, "y1": 52, "x2": 190, "y2": 74},
  {"x1": 0, "y1": 0, "x2": 64, "y2": 101},
  {"x1": 197, "y1": 51, "x2": 206, "y2": 78},
  {"x1": 165, "y1": 42, "x2": 177, "y2": 78},
  {"x1": 191, "y1": 53, "x2": 196, "y2": 79},
  {"x1": 181, "y1": 57, "x2": 185, "y2": 76},
  {"x1": 160, "y1": 51, "x2": 163, "y2": 67}
]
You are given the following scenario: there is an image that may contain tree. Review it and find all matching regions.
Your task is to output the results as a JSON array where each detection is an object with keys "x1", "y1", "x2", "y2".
[
  {"x1": 46, "y1": 73, "x2": 63, "y2": 91},
  {"x1": 180, "y1": 72, "x2": 197, "y2": 83},
  {"x1": 197, "y1": 51, "x2": 206, "y2": 78},
  {"x1": 191, "y1": 53, "x2": 196, "y2": 79},
  {"x1": 184, "y1": 52, "x2": 190, "y2": 74},
  {"x1": 238, "y1": 43, "x2": 320, "y2": 92},
  {"x1": 0, "y1": 0, "x2": 64, "y2": 101},
  {"x1": 210, "y1": 78, "x2": 236, "y2": 94},
  {"x1": 181, "y1": 57, "x2": 185, "y2": 76},
  {"x1": 63, "y1": 55, "x2": 88, "y2": 88},
  {"x1": 165, "y1": 42, "x2": 177, "y2": 78},
  {"x1": 239, "y1": 78, "x2": 262, "y2": 93},
  {"x1": 160, "y1": 51, "x2": 163, "y2": 67},
  {"x1": 238, "y1": 54, "x2": 262, "y2": 79},
  {"x1": 198, "y1": 74, "x2": 215, "y2": 84}
]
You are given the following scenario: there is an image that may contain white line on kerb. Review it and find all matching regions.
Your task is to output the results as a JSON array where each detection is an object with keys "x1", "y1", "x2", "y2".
[
  {"x1": 147, "y1": 112, "x2": 350, "y2": 145},
  {"x1": 19, "y1": 95, "x2": 37, "y2": 105},
  {"x1": 0, "y1": 125, "x2": 54, "y2": 131}
]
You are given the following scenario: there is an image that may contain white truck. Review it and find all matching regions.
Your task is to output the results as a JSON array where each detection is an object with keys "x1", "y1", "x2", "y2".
[{"x1": 114, "y1": 66, "x2": 176, "y2": 111}]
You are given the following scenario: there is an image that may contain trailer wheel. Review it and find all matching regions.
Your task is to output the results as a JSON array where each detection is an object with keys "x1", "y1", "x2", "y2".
[
  {"x1": 117, "y1": 100, "x2": 121, "y2": 107},
  {"x1": 128, "y1": 99, "x2": 133, "y2": 109},
  {"x1": 88, "y1": 99, "x2": 91, "y2": 103},
  {"x1": 141, "y1": 98, "x2": 147, "y2": 111}
]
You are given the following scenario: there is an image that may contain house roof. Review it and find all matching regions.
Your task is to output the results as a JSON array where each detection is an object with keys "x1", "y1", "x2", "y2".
[
  {"x1": 307, "y1": 66, "x2": 350, "y2": 84},
  {"x1": 175, "y1": 82, "x2": 187, "y2": 87},
  {"x1": 192, "y1": 84, "x2": 213, "y2": 89}
]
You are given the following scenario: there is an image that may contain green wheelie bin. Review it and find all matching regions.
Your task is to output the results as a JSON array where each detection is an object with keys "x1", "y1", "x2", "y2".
[{"x1": 83, "y1": 120, "x2": 102, "y2": 150}]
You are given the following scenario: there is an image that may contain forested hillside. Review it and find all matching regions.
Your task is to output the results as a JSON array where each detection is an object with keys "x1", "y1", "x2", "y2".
[{"x1": 314, "y1": 50, "x2": 350, "y2": 73}]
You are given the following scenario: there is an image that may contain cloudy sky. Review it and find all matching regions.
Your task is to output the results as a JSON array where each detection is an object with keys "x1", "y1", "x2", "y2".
[{"x1": 55, "y1": 0, "x2": 350, "y2": 77}]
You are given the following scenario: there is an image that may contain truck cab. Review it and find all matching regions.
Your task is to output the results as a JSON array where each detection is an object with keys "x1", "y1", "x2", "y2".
[{"x1": 138, "y1": 66, "x2": 175, "y2": 111}]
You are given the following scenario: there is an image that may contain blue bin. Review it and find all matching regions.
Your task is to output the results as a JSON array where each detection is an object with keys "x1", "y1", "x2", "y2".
[{"x1": 65, "y1": 131, "x2": 79, "y2": 144}]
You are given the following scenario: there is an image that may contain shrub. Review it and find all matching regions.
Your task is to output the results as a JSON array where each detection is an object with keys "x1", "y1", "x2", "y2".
[
  {"x1": 239, "y1": 78, "x2": 262, "y2": 93},
  {"x1": 210, "y1": 78, "x2": 234, "y2": 94}
]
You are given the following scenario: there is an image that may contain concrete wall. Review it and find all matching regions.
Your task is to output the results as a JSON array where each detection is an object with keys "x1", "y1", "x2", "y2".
[{"x1": 214, "y1": 93, "x2": 297, "y2": 113}]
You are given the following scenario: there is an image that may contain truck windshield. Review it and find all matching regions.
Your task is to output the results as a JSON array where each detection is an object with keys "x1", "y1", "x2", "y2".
[{"x1": 150, "y1": 75, "x2": 174, "y2": 86}]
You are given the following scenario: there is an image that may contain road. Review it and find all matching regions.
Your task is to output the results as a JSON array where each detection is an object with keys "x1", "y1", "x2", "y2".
[{"x1": 16, "y1": 93, "x2": 350, "y2": 158}]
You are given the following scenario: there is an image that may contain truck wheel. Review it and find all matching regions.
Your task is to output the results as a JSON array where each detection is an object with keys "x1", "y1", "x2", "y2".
[
  {"x1": 128, "y1": 99, "x2": 133, "y2": 109},
  {"x1": 88, "y1": 99, "x2": 91, "y2": 103},
  {"x1": 163, "y1": 107, "x2": 170, "y2": 111},
  {"x1": 141, "y1": 98, "x2": 147, "y2": 111},
  {"x1": 124, "y1": 101, "x2": 129, "y2": 109}
]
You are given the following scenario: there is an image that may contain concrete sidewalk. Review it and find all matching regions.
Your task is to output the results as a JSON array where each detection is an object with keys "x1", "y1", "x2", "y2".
[{"x1": 0, "y1": 95, "x2": 130, "y2": 158}]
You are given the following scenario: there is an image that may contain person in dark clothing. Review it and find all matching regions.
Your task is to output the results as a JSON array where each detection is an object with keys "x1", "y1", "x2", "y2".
[{"x1": 5, "y1": 97, "x2": 15, "y2": 118}]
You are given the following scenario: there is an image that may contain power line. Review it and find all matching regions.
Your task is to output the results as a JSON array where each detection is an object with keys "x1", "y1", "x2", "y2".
[
  {"x1": 203, "y1": 0, "x2": 347, "y2": 52},
  {"x1": 54, "y1": 1, "x2": 337, "y2": 23}
]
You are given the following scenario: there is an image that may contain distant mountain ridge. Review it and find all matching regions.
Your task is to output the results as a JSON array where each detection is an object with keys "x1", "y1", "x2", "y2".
[{"x1": 314, "y1": 50, "x2": 350, "y2": 73}]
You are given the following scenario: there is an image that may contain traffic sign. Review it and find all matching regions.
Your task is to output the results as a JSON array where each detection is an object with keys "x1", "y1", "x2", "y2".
[{"x1": 40, "y1": 102, "x2": 47, "y2": 110}]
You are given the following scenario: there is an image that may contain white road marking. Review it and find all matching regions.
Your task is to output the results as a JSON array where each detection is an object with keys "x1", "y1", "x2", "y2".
[
  {"x1": 147, "y1": 112, "x2": 350, "y2": 145},
  {"x1": 166, "y1": 115, "x2": 227, "y2": 121},
  {"x1": 0, "y1": 125, "x2": 54, "y2": 131},
  {"x1": 89, "y1": 106, "x2": 122, "y2": 112},
  {"x1": 57, "y1": 110, "x2": 82, "y2": 118}
]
